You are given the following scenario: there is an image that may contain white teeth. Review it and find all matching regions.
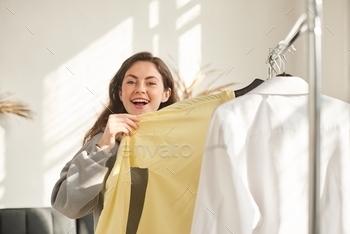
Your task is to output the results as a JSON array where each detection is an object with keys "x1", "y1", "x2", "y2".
[{"x1": 132, "y1": 99, "x2": 149, "y2": 103}]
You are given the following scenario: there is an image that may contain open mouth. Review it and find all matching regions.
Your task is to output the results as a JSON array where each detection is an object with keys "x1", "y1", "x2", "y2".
[{"x1": 131, "y1": 98, "x2": 150, "y2": 107}]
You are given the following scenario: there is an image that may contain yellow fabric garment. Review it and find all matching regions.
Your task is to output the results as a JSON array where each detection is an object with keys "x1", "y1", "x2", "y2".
[{"x1": 95, "y1": 91, "x2": 235, "y2": 234}]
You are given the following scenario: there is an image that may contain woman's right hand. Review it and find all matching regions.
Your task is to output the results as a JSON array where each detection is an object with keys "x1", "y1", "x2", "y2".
[{"x1": 96, "y1": 114, "x2": 140, "y2": 152}]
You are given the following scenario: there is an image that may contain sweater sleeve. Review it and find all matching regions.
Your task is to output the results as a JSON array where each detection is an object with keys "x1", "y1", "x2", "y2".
[{"x1": 51, "y1": 132, "x2": 118, "y2": 219}]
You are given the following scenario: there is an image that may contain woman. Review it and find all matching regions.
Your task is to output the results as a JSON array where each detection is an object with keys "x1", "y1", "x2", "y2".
[{"x1": 51, "y1": 51, "x2": 179, "y2": 230}]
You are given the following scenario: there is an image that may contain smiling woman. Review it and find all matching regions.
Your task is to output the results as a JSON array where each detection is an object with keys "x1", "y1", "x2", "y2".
[
  {"x1": 51, "y1": 51, "x2": 179, "y2": 231},
  {"x1": 119, "y1": 61, "x2": 171, "y2": 115},
  {"x1": 84, "y1": 52, "x2": 179, "y2": 145}
]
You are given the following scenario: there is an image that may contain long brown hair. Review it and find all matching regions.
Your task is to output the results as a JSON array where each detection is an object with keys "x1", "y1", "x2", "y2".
[{"x1": 83, "y1": 52, "x2": 179, "y2": 144}]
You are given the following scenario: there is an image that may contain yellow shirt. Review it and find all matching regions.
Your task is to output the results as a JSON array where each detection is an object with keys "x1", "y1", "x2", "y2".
[{"x1": 96, "y1": 91, "x2": 235, "y2": 234}]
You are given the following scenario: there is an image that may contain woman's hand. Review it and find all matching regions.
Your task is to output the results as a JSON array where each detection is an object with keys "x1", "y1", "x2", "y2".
[{"x1": 97, "y1": 114, "x2": 140, "y2": 151}]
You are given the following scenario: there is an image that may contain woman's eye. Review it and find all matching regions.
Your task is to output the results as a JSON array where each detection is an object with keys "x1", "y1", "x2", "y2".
[
  {"x1": 148, "y1": 82, "x2": 157, "y2": 86},
  {"x1": 126, "y1": 80, "x2": 135, "y2": 84}
]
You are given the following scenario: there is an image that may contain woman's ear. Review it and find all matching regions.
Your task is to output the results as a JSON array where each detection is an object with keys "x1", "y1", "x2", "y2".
[{"x1": 161, "y1": 88, "x2": 171, "y2": 103}]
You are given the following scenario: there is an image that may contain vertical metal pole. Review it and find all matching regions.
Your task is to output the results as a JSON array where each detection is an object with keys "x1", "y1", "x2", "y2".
[{"x1": 307, "y1": 0, "x2": 323, "y2": 233}]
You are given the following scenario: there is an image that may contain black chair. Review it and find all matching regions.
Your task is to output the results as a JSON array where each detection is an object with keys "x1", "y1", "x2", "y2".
[{"x1": 0, "y1": 207, "x2": 94, "y2": 234}]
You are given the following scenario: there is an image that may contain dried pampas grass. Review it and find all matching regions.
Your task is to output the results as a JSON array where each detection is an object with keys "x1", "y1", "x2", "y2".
[
  {"x1": 167, "y1": 56, "x2": 235, "y2": 100},
  {"x1": 0, "y1": 92, "x2": 34, "y2": 119}
]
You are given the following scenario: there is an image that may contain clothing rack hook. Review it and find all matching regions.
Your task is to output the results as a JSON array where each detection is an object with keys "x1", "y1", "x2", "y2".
[{"x1": 266, "y1": 14, "x2": 307, "y2": 79}]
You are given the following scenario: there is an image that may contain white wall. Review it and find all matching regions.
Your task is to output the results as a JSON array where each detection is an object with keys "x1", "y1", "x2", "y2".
[
  {"x1": 323, "y1": 0, "x2": 350, "y2": 102},
  {"x1": 0, "y1": 0, "x2": 348, "y2": 208}
]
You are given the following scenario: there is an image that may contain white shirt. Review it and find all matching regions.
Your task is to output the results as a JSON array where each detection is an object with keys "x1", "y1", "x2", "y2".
[{"x1": 191, "y1": 76, "x2": 350, "y2": 234}]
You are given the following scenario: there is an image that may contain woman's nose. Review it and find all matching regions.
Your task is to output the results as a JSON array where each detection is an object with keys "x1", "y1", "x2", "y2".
[{"x1": 135, "y1": 83, "x2": 146, "y2": 93}]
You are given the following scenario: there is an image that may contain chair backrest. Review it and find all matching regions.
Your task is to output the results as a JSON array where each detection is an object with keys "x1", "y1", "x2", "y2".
[{"x1": 0, "y1": 207, "x2": 94, "y2": 234}]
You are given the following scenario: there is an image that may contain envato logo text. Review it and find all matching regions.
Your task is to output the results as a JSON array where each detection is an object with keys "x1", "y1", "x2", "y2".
[{"x1": 120, "y1": 140, "x2": 193, "y2": 158}]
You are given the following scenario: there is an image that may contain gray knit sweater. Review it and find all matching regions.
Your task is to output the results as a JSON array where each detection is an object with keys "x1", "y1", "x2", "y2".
[{"x1": 51, "y1": 132, "x2": 119, "y2": 230}]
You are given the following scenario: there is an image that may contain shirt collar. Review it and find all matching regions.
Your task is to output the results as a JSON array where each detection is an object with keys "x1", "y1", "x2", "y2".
[{"x1": 247, "y1": 76, "x2": 309, "y2": 95}]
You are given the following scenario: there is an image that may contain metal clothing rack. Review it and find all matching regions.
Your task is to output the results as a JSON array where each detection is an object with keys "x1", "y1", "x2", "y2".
[
  {"x1": 266, "y1": 1, "x2": 323, "y2": 233},
  {"x1": 266, "y1": 14, "x2": 307, "y2": 79},
  {"x1": 306, "y1": 1, "x2": 323, "y2": 234}
]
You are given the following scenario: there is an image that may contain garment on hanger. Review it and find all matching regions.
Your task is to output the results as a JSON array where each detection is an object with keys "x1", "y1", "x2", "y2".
[
  {"x1": 191, "y1": 76, "x2": 350, "y2": 234},
  {"x1": 95, "y1": 91, "x2": 235, "y2": 234}
]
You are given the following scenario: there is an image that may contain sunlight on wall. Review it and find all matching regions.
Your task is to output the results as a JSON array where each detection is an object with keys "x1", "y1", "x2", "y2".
[
  {"x1": 149, "y1": 0, "x2": 159, "y2": 29},
  {"x1": 149, "y1": 0, "x2": 160, "y2": 56},
  {"x1": 178, "y1": 24, "x2": 202, "y2": 87},
  {"x1": 177, "y1": 3, "x2": 202, "y2": 88},
  {"x1": 176, "y1": 0, "x2": 193, "y2": 9},
  {"x1": 176, "y1": 4, "x2": 201, "y2": 30},
  {"x1": 0, "y1": 126, "x2": 5, "y2": 207},
  {"x1": 42, "y1": 17, "x2": 133, "y2": 206},
  {"x1": 40, "y1": 0, "x2": 204, "y2": 206}
]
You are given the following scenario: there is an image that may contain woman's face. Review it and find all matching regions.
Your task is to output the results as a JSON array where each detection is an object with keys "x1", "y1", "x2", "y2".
[{"x1": 119, "y1": 61, "x2": 171, "y2": 115}]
